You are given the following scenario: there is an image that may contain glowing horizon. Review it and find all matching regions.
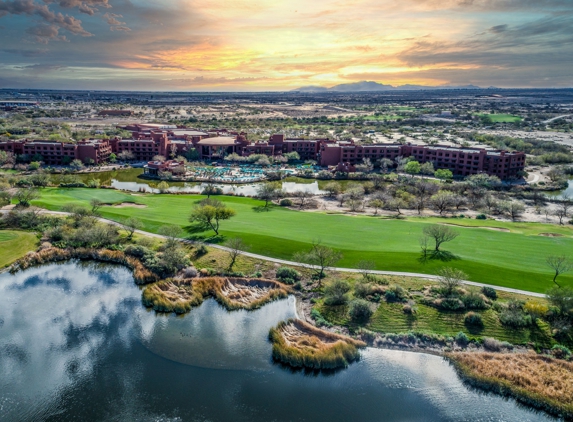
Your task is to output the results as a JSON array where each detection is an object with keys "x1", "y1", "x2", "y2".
[{"x1": 0, "y1": 0, "x2": 571, "y2": 91}]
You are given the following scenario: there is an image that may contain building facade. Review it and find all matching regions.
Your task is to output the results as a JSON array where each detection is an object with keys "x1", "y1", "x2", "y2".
[{"x1": 0, "y1": 128, "x2": 526, "y2": 179}]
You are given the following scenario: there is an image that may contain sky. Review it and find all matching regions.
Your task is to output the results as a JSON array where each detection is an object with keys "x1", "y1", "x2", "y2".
[{"x1": 0, "y1": 0, "x2": 572, "y2": 91}]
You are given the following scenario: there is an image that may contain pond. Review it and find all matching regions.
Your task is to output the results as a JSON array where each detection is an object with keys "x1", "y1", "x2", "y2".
[
  {"x1": 0, "y1": 261, "x2": 556, "y2": 421},
  {"x1": 73, "y1": 168, "x2": 325, "y2": 196},
  {"x1": 546, "y1": 178, "x2": 573, "y2": 200}
]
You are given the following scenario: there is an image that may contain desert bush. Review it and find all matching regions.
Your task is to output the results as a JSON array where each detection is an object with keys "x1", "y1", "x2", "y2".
[
  {"x1": 324, "y1": 279, "x2": 351, "y2": 306},
  {"x1": 311, "y1": 308, "x2": 332, "y2": 327},
  {"x1": 455, "y1": 331, "x2": 470, "y2": 346},
  {"x1": 182, "y1": 266, "x2": 198, "y2": 278},
  {"x1": 481, "y1": 286, "x2": 497, "y2": 300},
  {"x1": 279, "y1": 198, "x2": 293, "y2": 206},
  {"x1": 193, "y1": 244, "x2": 208, "y2": 258},
  {"x1": 437, "y1": 297, "x2": 465, "y2": 311},
  {"x1": 354, "y1": 282, "x2": 373, "y2": 299},
  {"x1": 551, "y1": 344, "x2": 572, "y2": 360},
  {"x1": 384, "y1": 284, "x2": 406, "y2": 302},
  {"x1": 482, "y1": 337, "x2": 504, "y2": 352},
  {"x1": 476, "y1": 214, "x2": 487, "y2": 220},
  {"x1": 462, "y1": 291, "x2": 488, "y2": 309},
  {"x1": 464, "y1": 311, "x2": 484, "y2": 327},
  {"x1": 275, "y1": 266, "x2": 301, "y2": 284},
  {"x1": 499, "y1": 300, "x2": 532, "y2": 328},
  {"x1": 348, "y1": 299, "x2": 373, "y2": 323},
  {"x1": 124, "y1": 244, "x2": 151, "y2": 259}
]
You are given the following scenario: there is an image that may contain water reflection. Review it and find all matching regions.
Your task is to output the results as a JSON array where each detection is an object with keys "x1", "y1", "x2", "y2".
[{"x1": 0, "y1": 262, "x2": 556, "y2": 422}]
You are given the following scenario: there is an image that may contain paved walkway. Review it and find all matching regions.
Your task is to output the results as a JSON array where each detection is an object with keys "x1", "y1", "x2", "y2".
[{"x1": 1, "y1": 209, "x2": 546, "y2": 298}]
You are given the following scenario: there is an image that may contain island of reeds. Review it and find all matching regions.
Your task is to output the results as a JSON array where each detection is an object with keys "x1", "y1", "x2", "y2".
[
  {"x1": 269, "y1": 318, "x2": 366, "y2": 370},
  {"x1": 447, "y1": 352, "x2": 573, "y2": 420},
  {"x1": 142, "y1": 276, "x2": 291, "y2": 314}
]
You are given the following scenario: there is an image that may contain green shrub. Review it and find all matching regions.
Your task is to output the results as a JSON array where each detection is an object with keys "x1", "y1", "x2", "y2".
[
  {"x1": 124, "y1": 244, "x2": 151, "y2": 259},
  {"x1": 439, "y1": 297, "x2": 465, "y2": 311},
  {"x1": 551, "y1": 344, "x2": 572, "y2": 360},
  {"x1": 275, "y1": 266, "x2": 301, "y2": 284},
  {"x1": 348, "y1": 299, "x2": 373, "y2": 323},
  {"x1": 499, "y1": 300, "x2": 532, "y2": 328},
  {"x1": 384, "y1": 284, "x2": 406, "y2": 302},
  {"x1": 279, "y1": 198, "x2": 293, "y2": 206},
  {"x1": 464, "y1": 311, "x2": 484, "y2": 327},
  {"x1": 311, "y1": 308, "x2": 332, "y2": 327},
  {"x1": 354, "y1": 282, "x2": 372, "y2": 298},
  {"x1": 455, "y1": 331, "x2": 469, "y2": 346},
  {"x1": 193, "y1": 244, "x2": 208, "y2": 258},
  {"x1": 476, "y1": 214, "x2": 487, "y2": 220},
  {"x1": 324, "y1": 279, "x2": 351, "y2": 306},
  {"x1": 461, "y1": 291, "x2": 488, "y2": 309},
  {"x1": 481, "y1": 286, "x2": 497, "y2": 300}
]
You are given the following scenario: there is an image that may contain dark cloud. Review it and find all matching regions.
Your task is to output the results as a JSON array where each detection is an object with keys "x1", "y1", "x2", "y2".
[
  {"x1": 26, "y1": 23, "x2": 68, "y2": 43},
  {"x1": 1, "y1": 48, "x2": 48, "y2": 57},
  {"x1": 0, "y1": 0, "x2": 93, "y2": 37}
]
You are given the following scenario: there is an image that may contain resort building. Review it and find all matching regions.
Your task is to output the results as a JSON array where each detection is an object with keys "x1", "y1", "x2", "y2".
[
  {"x1": 0, "y1": 126, "x2": 526, "y2": 179},
  {"x1": 0, "y1": 139, "x2": 112, "y2": 165}
]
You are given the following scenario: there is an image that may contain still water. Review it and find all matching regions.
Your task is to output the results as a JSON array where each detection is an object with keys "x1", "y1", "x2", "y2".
[
  {"x1": 0, "y1": 262, "x2": 556, "y2": 421},
  {"x1": 75, "y1": 168, "x2": 324, "y2": 196}
]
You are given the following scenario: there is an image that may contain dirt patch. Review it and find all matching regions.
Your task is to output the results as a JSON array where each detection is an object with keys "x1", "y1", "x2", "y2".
[
  {"x1": 269, "y1": 319, "x2": 365, "y2": 369},
  {"x1": 113, "y1": 202, "x2": 147, "y2": 208},
  {"x1": 142, "y1": 276, "x2": 291, "y2": 314},
  {"x1": 539, "y1": 233, "x2": 564, "y2": 237},
  {"x1": 441, "y1": 223, "x2": 510, "y2": 232}
]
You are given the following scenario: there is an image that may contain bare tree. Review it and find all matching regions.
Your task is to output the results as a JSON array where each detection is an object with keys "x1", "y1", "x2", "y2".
[
  {"x1": 423, "y1": 225, "x2": 459, "y2": 251},
  {"x1": 437, "y1": 267, "x2": 467, "y2": 296},
  {"x1": 124, "y1": 216, "x2": 143, "y2": 240},
  {"x1": 368, "y1": 198, "x2": 384, "y2": 215},
  {"x1": 293, "y1": 190, "x2": 313, "y2": 209},
  {"x1": 293, "y1": 240, "x2": 343, "y2": 284},
  {"x1": 257, "y1": 182, "x2": 281, "y2": 208},
  {"x1": 324, "y1": 181, "x2": 342, "y2": 197},
  {"x1": 482, "y1": 193, "x2": 499, "y2": 213},
  {"x1": 430, "y1": 191, "x2": 456, "y2": 215},
  {"x1": 224, "y1": 237, "x2": 247, "y2": 271},
  {"x1": 546, "y1": 255, "x2": 573, "y2": 287},
  {"x1": 158, "y1": 225, "x2": 183, "y2": 249},
  {"x1": 501, "y1": 200, "x2": 525, "y2": 221},
  {"x1": 412, "y1": 180, "x2": 439, "y2": 214},
  {"x1": 555, "y1": 194, "x2": 572, "y2": 225},
  {"x1": 356, "y1": 260, "x2": 376, "y2": 280},
  {"x1": 90, "y1": 198, "x2": 104, "y2": 214},
  {"x1": 385, "y1": 198, "x2": 406, "y2": 216},
  {"x1": 345, "y1": 198, "x2": 363, "y2": 212},
  {"x1": 13, "y1": 188, "x2": 40, "y2": 207}
]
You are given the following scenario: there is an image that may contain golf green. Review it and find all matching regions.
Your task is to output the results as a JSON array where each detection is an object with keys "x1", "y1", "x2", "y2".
[{"x1": 32, "y1": 188, "x2": 573, "y2": 293}]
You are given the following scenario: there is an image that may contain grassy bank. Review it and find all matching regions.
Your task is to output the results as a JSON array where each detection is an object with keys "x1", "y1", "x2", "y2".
[
  {"x1": 30, "y1": 188, "x2": 573, "y2": 292},
  {"x1": 0, "y1": 230, "x2": 38, "y2": 268},
  {"x1": 447, "y1": 352, "x2": 573, "y2": 419},
  {"x1": 269, "y1": 319, "x2": 366, "y2": 369}
]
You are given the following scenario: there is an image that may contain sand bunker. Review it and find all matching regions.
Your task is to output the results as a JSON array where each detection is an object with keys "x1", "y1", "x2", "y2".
[
  {"x1": 539, "y1": 233, "x2": 564, "y2": 237},
  {"x1": 142, "y1": 276, "x2": 291, "y2": 314},
  {"x1": 113, "y1": 202, "x2": 147, "y2": 208},
  {"x1": 441, "y1": 223, "x2": 510, "y2": 232},
  {"x1": 269, "y1": 319, "x2": 366, "y2": 369}
]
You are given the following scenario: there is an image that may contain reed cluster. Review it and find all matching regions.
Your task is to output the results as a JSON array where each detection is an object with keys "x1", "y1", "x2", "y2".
[
  {"x1": 447, "y1": 352, "x2": 573, "y2": 419},
  {"x1": 142, "y1": 277, "x2": 291, "y2": 314},
  {"x1": 10, "y1": 247, "x2": 159, "y2": 284},
  {"x1": 269, "y1": 319, "x2": 366, "y2": 370}
]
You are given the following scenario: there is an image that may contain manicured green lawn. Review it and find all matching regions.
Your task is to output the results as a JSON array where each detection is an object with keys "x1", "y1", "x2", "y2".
[
  {"x1": 478, "y1": 113, "x2": 522, "y2": 123},
  {"x1": 32, "y1": 188, "x2": 573, "y2": 292},
  {"x1": 0, "y1": 230, "x2": 38, "y2": 268}
]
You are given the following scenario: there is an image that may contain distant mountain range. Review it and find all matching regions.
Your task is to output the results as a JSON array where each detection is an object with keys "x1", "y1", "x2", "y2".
[{"x1": 292, "y1": 81, "x2": 487, "y2": 92}]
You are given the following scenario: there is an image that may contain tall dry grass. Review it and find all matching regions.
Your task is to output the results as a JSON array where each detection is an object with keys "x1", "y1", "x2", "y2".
[
  {"x1": 142, "y1": 277, "x2": 291, "y2": 314},
  {"x1": 10, "y1": 247, "x2": 159, "y2": 284},
  {"x1": 447, "y1": 352, "x2": 573, "y2": 419},
  {"x1": 269, "y1": 319, "x2": 366, "y2": 370}
]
